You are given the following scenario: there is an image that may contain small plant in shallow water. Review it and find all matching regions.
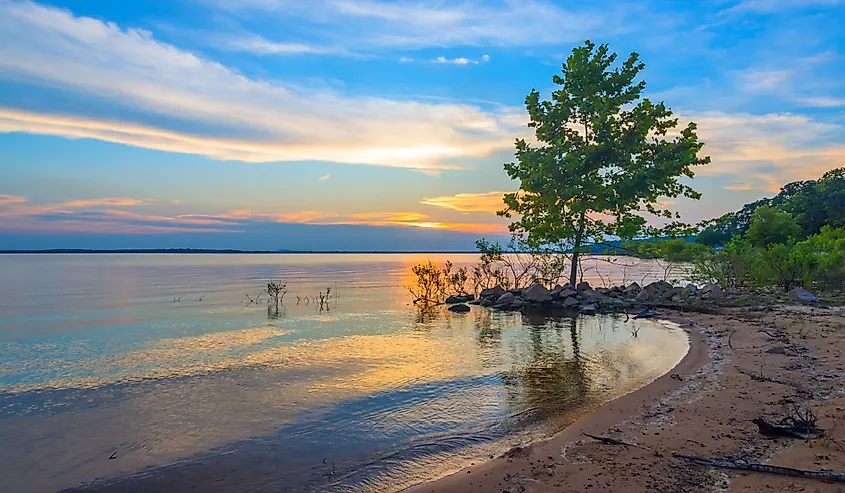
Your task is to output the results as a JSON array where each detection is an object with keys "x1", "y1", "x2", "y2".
[{"x1": 267, "y1": 280, "x2": 288, "y2": 309}]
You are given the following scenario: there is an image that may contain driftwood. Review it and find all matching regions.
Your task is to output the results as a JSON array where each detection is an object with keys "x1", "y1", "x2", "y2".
[
  {"x1": 673, "y1": 453, "x2": 845, "y2": 483},
  {"x1": 582, "y1": 433, "x2": 658, "y2": 454}
]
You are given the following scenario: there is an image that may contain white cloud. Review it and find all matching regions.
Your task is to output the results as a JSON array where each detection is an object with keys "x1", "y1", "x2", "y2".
[
  {"x1": 221, "y1": 35, "x2": 351, "y2": 56},
  {"x1": 724, "y1": 0, "x2": 842, "y2": 14},
  {"x1": 319, "y1": 173, "x2": 331, "y2": 181},
  {"x1": 0, "y1": 1, "x2": 526, "y2": 168},
  {"x1": 398, "y1": 56, "x2": 413, "y2": 62},
  {"x1": 436, "y1": 56, "x2": 473, "y2": 65},
  {"x1": 201, "y1": 0, "x2": 610, "y2": 48},
  {"x1": 684, "y1": 111, "x2": 845, "y2": 191}
]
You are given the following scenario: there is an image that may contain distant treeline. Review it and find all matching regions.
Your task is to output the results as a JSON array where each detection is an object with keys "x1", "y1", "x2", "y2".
[{"x1": 697, "y1": 168, "x2": 845, "y2": 247}]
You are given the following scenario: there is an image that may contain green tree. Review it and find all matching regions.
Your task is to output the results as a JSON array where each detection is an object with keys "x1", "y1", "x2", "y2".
[
  {"x1": 499, "y1": 40, "x2": 710, "y2": 285},
  {"x1": 745, "y1": 206, "x2": 801, "y2": 248}
]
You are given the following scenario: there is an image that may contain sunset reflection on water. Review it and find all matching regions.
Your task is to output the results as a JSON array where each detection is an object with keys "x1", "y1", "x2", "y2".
[{"x1": 0, "y1": 254, "x2": 687, "y2": 493}]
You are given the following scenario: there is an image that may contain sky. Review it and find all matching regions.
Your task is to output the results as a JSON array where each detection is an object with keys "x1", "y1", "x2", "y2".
[{"x1": 0, "y1": 0, "x2": 843, "y2": 251}]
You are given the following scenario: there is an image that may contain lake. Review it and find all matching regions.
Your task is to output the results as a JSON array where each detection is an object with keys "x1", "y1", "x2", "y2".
[{"x1": 0, "y1": 254, "x2": 688, "y2": 493}]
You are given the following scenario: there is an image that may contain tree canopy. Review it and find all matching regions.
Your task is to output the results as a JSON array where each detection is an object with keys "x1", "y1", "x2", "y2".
[
  {"x1": 697, "y1": 167, "x2": 845, "y2": 247},
  {"x1": 499, "y1": 40, "x2": 710, "y2": 285}
]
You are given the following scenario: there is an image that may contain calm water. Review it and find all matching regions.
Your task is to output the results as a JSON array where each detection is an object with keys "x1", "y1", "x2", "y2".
[{"x1": 0, "y1": 254, "x2": 687, "y2": 493}]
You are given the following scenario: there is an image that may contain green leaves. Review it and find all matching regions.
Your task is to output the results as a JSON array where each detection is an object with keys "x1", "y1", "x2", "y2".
[{"x1": 500, "y1": 40, "x2": 709, "y2": 283}]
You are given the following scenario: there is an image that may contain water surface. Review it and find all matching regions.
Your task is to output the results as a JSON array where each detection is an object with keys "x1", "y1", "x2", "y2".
[{"x1": 0, "y1": 254, "x2": 687, "y2": 493}]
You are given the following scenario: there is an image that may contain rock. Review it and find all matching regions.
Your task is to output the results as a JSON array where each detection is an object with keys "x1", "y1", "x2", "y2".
[
  {"x1": 636, "y1": 289, "x2": 651, "y2": 302},
  {"x1": 445, "y1": 294, "x2": 475, "y2": 304},
  {"x1": 685, "y1": 284, "x2": 699, "y2": 295},
  {"x1": 726, "y1": 287, "x2": 741, "y2": 295},
  {"x1": 766, "y1": 346, "x2": 786, "y2": 355},
  {"x1": 480, "y1": 286, "x2": 506, "y2": 299},
  {"x1": 549, "y1": 285, "x2": 564, "y2": 297},
  {"x1": 523, "y1": 283, "x2": 553, "y2": 303},
  {"x1": 557, "y1": 287, "x2": 578, "y2": 299},
  {"x1": 467, "y1": 299, "x2": 480, "y2": 305},
  {"x1": 448, "y1": 303, "x2": 470, "y2": 313},
  {"x1": 596, "y1": 287, "x2": 611, "y2": 296},
  {"x1": 790, "y1": 287, "x2": 819, "y2": 304},
  {"x1": 496, "y1": 292, "x2": 517, "y2": 305},
  {"x1": 577, "y1": 281, "x2": 592, "y2": 291},
  {"x1": 562, "y1": 296, "x2": 580, "y2": 309},
  {"x1": 623, "y1": 282, "x2": 642, "y2": 296},
  {"x1": 644, "y1": 280, "x2": 672, "y2": 296},
  {"x1": 701, "y1": 284, "x2": 724, "y2": 300},
  {"x1": 580, "y1": 304, "x2": 598, "y2": 315},
  {"x1": 508, "y1": 288, "x2": 523, "y2": 295},
  {"x1": 662, "y1": 287, "x2": 682, "y2": 301},
  {"x1": 480, "y1": 297, "x2": 496, "y2": 307},
  {"x1": 580, "y1": 289, "x2": 600, "y2": 304}
]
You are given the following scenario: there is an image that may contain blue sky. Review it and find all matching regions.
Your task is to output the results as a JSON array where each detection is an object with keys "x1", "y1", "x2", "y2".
[{"x1": 0, "y1": 0, "x2": 843, "y2": 250}]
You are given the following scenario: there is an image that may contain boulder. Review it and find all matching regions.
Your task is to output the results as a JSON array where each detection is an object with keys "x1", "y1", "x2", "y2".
[
  {"x1": 562, "y1": 296, "x2": 580, "y2": 309},
  {"x1": 480, "y1": 286, "x2": 506, "y2": 299},
  {"x1": 467, "y1": 299, "x2": 481, "y2": 306},
  {"x1": 445, "y1": 294, "x2": 475, "y2": 304},
  {"x1": 549, "y1": 285, "x2": 564, "y2": 297},
  {"x1": 508, "y1": 288, "x2": 523, "y2": 295},
  {"x1": 496, "y1": 292, "x2": 517, "y2": 305},
  {"x1": 596, "y1": 287, "x2": 611, "y2": 296},
  {"x1": 557, "y1": 287, "x2": 578, "y2": 299},
  {"x1": 479, "y1": 297, "x2": 496, "y2": 307},
  {"x1": 580, "y1": 289, "x2": 600, "y2": 304},
  {"x1": 662, "y1": 287, "x2": 683, "y2": 301},
  {"x1": 577, "y1": 281, "x2": 592, "y2": 291},
  {"x1": 636, "y1": 289, "x2": 652, "y2": 302},
  {"x1": 448, "y1": 303, "x2": 471, "y2": 313},
  {"x1": 790, "y1": 287, "x2": 819, "y2": 304},
  {"x1": 701, "y1": 284, "x2": 724, "y2": 300},
  {"x1": 580, "y1": 304, "x2": 598, "y2": 315},
  {"x1": 523, "y1": 283, "x2": 553, "y2": 303},
  {"x1": 623, "y1": 282, "x2": 642, "y2": 296},
  {"x1": 685, "y1": 284, "x2": 699, "y2": 295}
]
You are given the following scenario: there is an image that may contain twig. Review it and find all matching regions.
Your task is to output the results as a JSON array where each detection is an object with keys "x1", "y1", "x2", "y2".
[
  {"x1": 673, "y1": 453, "x2": 845, "y2": 483},
  {"x1": 583, "y1": 433, "x2": 655, "y2": 453}
]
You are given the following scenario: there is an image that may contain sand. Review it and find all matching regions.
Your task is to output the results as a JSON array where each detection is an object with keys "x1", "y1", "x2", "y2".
[{"x1": 406, "y1": 304, "x2": 845, "y2": 493}]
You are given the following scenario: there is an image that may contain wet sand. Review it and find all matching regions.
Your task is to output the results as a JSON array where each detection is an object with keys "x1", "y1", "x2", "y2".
[{"x1": 407, "y1": 305, "x2": 845, "y2": 493}]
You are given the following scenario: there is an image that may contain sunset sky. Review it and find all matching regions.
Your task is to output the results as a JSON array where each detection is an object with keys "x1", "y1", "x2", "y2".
[{"x1": 1, "y1": 0, "x2": 844, "y2": 250}]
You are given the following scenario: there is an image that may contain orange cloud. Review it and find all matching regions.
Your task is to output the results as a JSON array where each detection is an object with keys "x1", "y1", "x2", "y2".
[
  {"x1": 420, "y1": 191, "x2": 508, "y2": 213},
  {"x1": 61, "y1": 197, "x2": 147, "y2": 207},
  {"x1": 0, "y1": 194, "x2": 27, "y2": 205},
  {"x1": 724, "y1": 183, "x2": 753, "y2": 191}
]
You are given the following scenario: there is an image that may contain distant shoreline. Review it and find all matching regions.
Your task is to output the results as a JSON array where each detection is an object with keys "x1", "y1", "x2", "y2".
[{"x1": 0, "y1": 249, "x2": 480, "y2": 254}]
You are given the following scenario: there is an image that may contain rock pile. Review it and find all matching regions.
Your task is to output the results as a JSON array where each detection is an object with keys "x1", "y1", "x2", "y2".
[{"x1": 472, "y1": 280, "x2": 729, "y2": 314}]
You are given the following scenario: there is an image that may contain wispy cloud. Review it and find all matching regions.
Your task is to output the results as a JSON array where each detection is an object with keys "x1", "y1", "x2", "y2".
[
  {"x1": 723, "y1": 0, "x2": 842, "y2": 15},
  {"x1": 0, "y1": 1, "x2": 525, "y2": 169},
  {"x1": 686, "y1": 112, "x2": 845, "y2": 192},
  {"x1": 421, "y1": 191, "x2": 507, "y2": 213},
  {"x1": 0, "y1": 195, "x2": 508, "y2": 235},
  {"x1": 724, "y1": 183, "x2": 753, "y2": 191},
  {"x1": 202, "y1": 0, "x2": 611, "y2": 48},
  {"x1": 0, "y1": 194, "x2": 27, "y2": 205},
  {"x1": 220, "y1": 35, "x2": 352, "y2": 56},
  {"x1": 319, "y1": 173, "x2": 331, "y2": 181}
]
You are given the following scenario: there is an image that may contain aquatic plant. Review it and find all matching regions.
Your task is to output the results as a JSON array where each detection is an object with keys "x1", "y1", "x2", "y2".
[{"x1": 267, "y1": 280, "x2": 288, "y2": 309}]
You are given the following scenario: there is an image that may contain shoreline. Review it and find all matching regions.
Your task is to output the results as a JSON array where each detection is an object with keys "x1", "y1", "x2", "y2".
[
  {"x1": 404, "y1": 314, "x2": 709, "y2": 493},
  {"x1": 407, "y1": 305, "x2": 845, "y2": 493}
]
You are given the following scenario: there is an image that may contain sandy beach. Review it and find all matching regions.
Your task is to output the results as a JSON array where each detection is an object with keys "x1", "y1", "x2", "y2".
[{"x1": 407, "y1": 304, "x2": 845, "y2": 493}]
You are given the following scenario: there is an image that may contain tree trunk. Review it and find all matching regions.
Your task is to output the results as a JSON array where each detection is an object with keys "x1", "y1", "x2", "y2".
[{"x1": 569, "y1": 212, "x2": 587, "y2": 286}]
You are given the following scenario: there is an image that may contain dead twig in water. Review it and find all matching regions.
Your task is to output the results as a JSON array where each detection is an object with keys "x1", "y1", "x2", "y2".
[{"x1": 673, "y1": 453, "x2": 845, "y2": 483}]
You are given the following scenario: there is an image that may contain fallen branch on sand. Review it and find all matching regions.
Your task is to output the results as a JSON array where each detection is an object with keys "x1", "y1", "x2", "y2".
[
  {"x1": 673, "y1": 453, "x2": 845, "y2": 483},
  {"x1": 582, "y1": 433, "x2": 660, "y2": 455}
]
